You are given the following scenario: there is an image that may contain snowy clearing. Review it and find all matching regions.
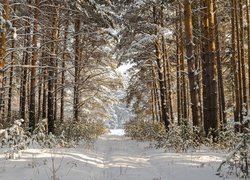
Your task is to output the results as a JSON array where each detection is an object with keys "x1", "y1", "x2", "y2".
[{"x1": 0, "y1": 132, "x2": 237, "y2": 180}]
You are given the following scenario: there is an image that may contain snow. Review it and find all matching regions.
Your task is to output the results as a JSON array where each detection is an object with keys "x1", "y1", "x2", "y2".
[
  {"x1": 109, "y1": 129, "x2": 125, "y2": 136},
  {"x1": 0, "y1": 133, "x2": 237, "y2": 180}
]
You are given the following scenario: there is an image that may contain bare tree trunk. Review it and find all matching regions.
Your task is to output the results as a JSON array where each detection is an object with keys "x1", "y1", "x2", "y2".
[
  {"x1": 151, "y1": 81, "x2": 155, "y2": 122},
  {"x1": 235, "y1": 0, "x2": 243, "y2": 123},
  {"x1": 239, "y1": 0, "x2": 247, "y2": 115},
  {"x1": 153, "y1": 6, "x2": 170, "y2": 130},
  {"x1": 152, "y1": 63, "x2": 162, "y2": 122},
  {"x1": 176, "y1": 7, "x2": 182, "y2": 125},
  {"x1": 184, "y1": 0, "x2": 200, "y2": 128},
  {"x1": 179, "y1": 4, "x2": 188, "y2": 121},
  {"x1": 231, "y1": 0, "x2": 240, "y2": 128},
  {"x1": 20, "y1": 23, "x2": 30, "y2": 120},
  {"x1": 29, "y1": 0, "x2": 39, "y2": 131},
  {"x1": 202, "y1": 0, "x2": 219, "y2": 136},
  {"x1": 0, "y1": 0, "x2": 9, "y2": 121},
  {"x1": 208, "y1": 0, "x2": 219, "y2": 134},
  {"x1": 214, "y1": 4, "x2": 226, "y2": 128},
  {"x1": 60, "y1": 20, "x2": 69, "y2": 123},
  {"x1": 247, "y1": 0, "x2": 250, "y2": 109},
  {"x1": 7, "y1": 4, "x2": 16, "y2": 121},
  {"x1": 42, "y1": 35, "x2": 47, "y2": 120},
  {"x1": 74, "y1": 16, "x2": 81, "y2": 122},
  {"x1": 53, "y1": 30, "x2": 59, "y2": 124},
  {"x1": 48, "y1": 10, "x2": 58, "y2": 134}
]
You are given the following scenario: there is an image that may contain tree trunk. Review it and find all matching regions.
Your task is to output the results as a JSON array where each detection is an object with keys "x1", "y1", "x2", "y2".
[
  {"x1": 239, "y1": 0, "x2": 247, "y2": 115},
  {"x1": 20, "y1": 23, "x2": 30, "y2": 120},
  {"x1": 184, "y1": 0, "x2": 200, "y2": 128},
  {"x1": 176, "y1": 7, "x2": 182, "y2": 125},
  {"x1": 153, "y1": 6, "x2": 170, "y2": 130},
  {"x1": 235, "y1": 0, "x2": 243, "y2": 123},
  {"x1": 179, "y1": 4, "x2": 188, "y2": 121},
  {"x1": 152, "y1": 63, "x2": 162, "y2": 122},
  {"x1": 29, "y1": 0, "x2": 39, "y2": 132},
  {"x1": 202, "y1": 0, "x2": 219, "y2": 137},
  {"x1": 47, "y1": 11, "x2": 57, "y2": 134},
  {"x1": 74, "y1": 16, "x2": 81, "y2": 122},
  {"x1": 7, "y1": 4, "x2": 15, "y2": 121},
  {"x1": 208, "y1": 0, "x2": 219, "y2": 134},
  {"x1": 60, "y1": 20, "x2": 69, "y2": 123},
  {"x1": 42, "y1": 35, "x2": 47, "y2": 120},
  {"x1": 214, "y1": 4, "x2": 226, "y2": 128},
  {"x1": 247, "y1": 0, "x2": 250, "y2": 109},
  {"x1": 0, "y1": 0, "x2": 9, "y2": 121},
  {"x1": 231, "y1": 0, "x2": 240, "y2": 128}
]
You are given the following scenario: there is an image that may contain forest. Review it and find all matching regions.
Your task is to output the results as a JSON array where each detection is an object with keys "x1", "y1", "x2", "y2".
[{"x1": 0, "y1": 0, "x2": 249, "y2": 180}]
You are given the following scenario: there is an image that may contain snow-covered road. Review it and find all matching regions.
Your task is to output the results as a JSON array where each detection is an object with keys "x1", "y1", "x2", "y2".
[{"x1": 0, "y1": 131, "x2": 231, "y2": 180}]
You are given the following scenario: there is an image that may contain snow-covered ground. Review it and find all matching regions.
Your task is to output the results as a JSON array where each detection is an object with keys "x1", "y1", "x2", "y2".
[{"x1": 0, "y1": 130, "x2": 236, "y2": 180}]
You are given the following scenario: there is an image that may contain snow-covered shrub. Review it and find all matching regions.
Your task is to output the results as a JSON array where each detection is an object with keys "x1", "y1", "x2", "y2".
[
  {"x1": 124, "y1": 120, "x2": 201, "y2": 151},
  {"x1": 217, "y1": 119, "x2": 250, "y2": 179},
  {"x1": 155, "y1": 124, "x2": 201, "y2": 152},
  {"x1": 32, "y1": 119, "x2": 68, "y2": 148},
  {"x1": 1, "y1": 119, "x2": 29, "y2": 159},
  {"x1": 57, "y1": 119, "x2": 106, "y2": 144},
  {"x1": 32, "y1": 119, "x2": 47, "y2": 146},
  {"x1": 205, "y1": 125, "x2": 242, "y2": 150},
  {"x1": 124, "y1": 119, "x2": 166, "y2": 141},
  {"x1": 217, "y1": 131, "x2": 249, "y2": 179}
]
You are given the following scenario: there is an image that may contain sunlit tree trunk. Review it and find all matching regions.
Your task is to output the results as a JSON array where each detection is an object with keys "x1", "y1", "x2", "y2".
[
  {"x1": 184, "y1": 0, "x2": 200, "y2": 128},
  {"x1": 0, "y1": 0, "x2": 9, "y2": 121},
  {"x1": 153, "y1": 6, "x2": 169, "y2": 130},
  {"x1": 214, "y1": 3, "x2": 226, "y2": 128},
  {"x1": 202, "y1": 0, "x2": 219, "y2": 137}
]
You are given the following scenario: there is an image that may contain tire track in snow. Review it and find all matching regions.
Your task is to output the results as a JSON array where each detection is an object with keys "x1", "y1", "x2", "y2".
[{"x1": 94, "y1": 134, "x2": 162, "y2": 180}]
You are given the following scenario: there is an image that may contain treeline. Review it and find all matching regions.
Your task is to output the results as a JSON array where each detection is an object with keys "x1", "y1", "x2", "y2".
[
  {"x1": 0, "y1": 0, "x2": 120, "y2": 134},
  {"x1": 119, "y1": 0, "x2": 250, "y2": 137}
]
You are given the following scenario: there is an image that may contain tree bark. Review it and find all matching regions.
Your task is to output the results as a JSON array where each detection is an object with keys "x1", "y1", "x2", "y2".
[
  {"x1": 74, "y1": 16, "x2": 81, "y2": 122},
  {"x1": 60, "y1": 20, "x2": 69, "y2": 123},
  {"x1": 0, "y1": 0, "x2": 9, "y2": 121},
  {"x1": 47, "y1": 8, "x2": 57, "y2": 134},
  {"x1": 184, "y1": 0, "x2": 200, "y2": 128},
  {"x1": 29, "y1": 0, "x2": 39, "y2": 132}
]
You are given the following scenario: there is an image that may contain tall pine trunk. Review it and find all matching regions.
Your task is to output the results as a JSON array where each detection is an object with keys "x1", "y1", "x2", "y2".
[
  {"x1": 60, "y1": 20, "x2": 69, "y2": 123},
  {"x1": 29, "y1": 0, "x2": 39, "y2": 131},
  {"x1": 0, "y1": 0, "x2": 9, "y2": 121},
  {"x1": 184, "y1": 0, "x2": 200, "y2": 128},
  {"x1": 74, "y1": 16, "x2": 81, "y2": 122}
]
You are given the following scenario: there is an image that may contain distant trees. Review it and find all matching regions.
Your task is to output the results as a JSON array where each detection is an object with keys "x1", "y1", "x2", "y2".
[
  {"x1": 0, "y1": 0, "x2": 120, "y2": 134},
  {"x1": 119, "y1": 0, "x2": 250, "y2": 138}
]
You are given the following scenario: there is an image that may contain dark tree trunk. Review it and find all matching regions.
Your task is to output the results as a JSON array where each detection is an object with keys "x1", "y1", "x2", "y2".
[
  {"x1": 73, "y1": 17, "x2": 81, "y2": 122},
  {"x1": 29, "y1": 0, "x2": 39, "y2": 132},
  {"x1": 184, "y1": 0, "x2": 200, "y2": 128}
]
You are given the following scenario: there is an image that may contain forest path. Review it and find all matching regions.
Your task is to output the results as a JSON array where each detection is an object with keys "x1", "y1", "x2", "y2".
[
  {"x1": 94, "y1": 133, "x2": 162, "y2": 180},
  {"x1": 0, "y1": 130, "x2": 225, "y2": 180},
  {"x1": 89, "y1": 131, "x2": 222, "y2": 180}
]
